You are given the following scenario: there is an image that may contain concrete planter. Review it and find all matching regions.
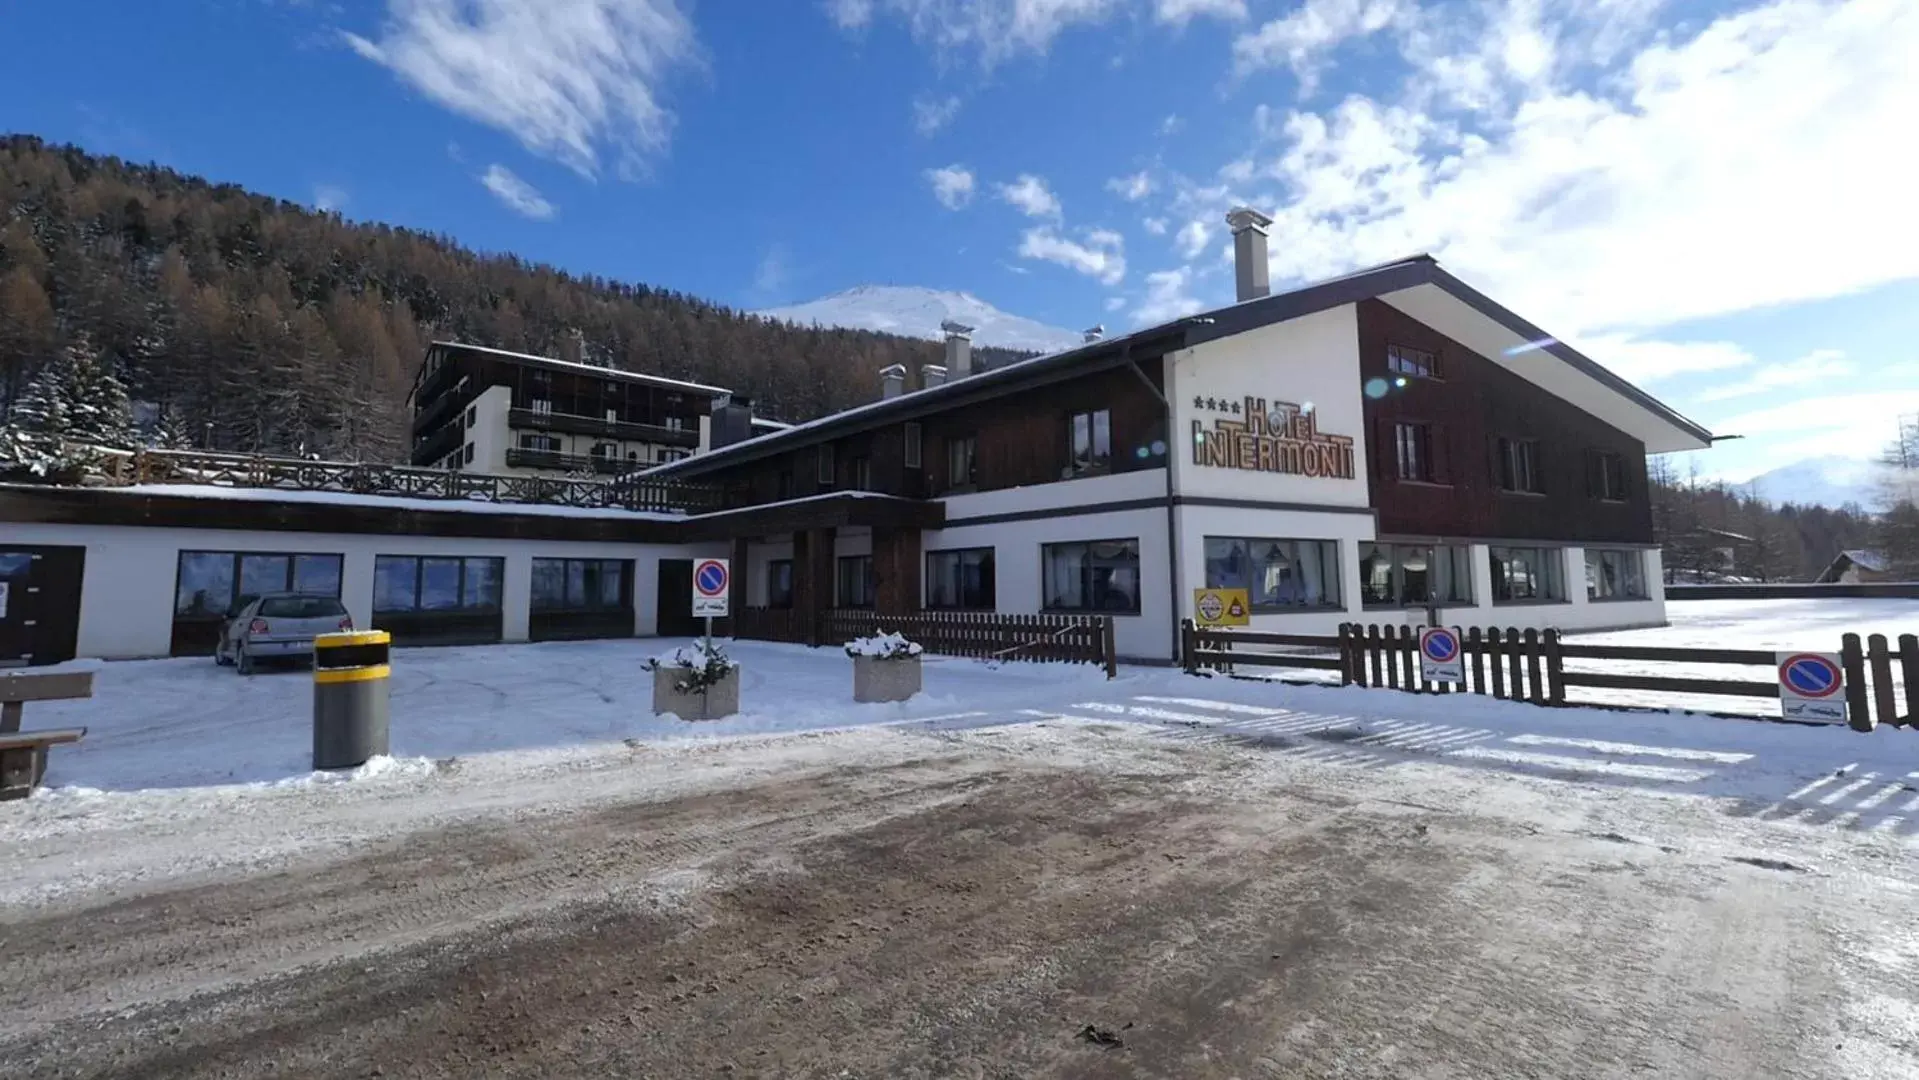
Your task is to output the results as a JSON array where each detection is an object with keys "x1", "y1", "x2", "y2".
[
  {"x1": 853, "y1": 655, "x2": 922, "y2": 703},
  {"x1": 652, "y1": 666, "x2": 740, "y2": 721}
]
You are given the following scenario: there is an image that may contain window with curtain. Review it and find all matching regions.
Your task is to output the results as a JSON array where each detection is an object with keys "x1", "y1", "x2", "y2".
[
  {"x1": 926, "y1": 548, "x2": 995, "y2": 610},
  {"x1": 1066, "y1": 409, "x2": 1112, "y2": 477},
  {"x1": 946, "y1": 434, "x2": 978, "y2": 489},
  {"x1": 1043, "y1": 539, "x2": 1140, "y2": 613},
  {"x1": 1592, "y1": 451, "x2": 1628, "y2": 501},
  {"x1": 1496, "y1": 437, "x2": 1544, "y2": 493},
  {"x1": 1489, "y1": 546, "x2": 1565, "y2": 602},
  {"x1": 1204, "y1": 537, "x2": 1342, "y2": 610},
  {"x1": 1357, "y1": 543, "x2": 1473, "y2": 607},
  {"x1": 531, "y1": 559, "x2": 629, "y2": 611},
  {"x1": 373, "y1": 556, "x2": 506, "y2": 613},
  {"x1": 1585, "y1": 549, "x2": 1647, "y2": 600},
  {"x1": 1386, "y1": 343, "x2": 1439, "y2": 378},
  {"x1": 836, "y1": 555, "x2": 875, "y2": 608},
  {"x1": 767, "y1": 559, "x2": 795, "y2": 609},
  {"x1": 1394, "y1": 422, "x2": 1433, "y2": 482}
]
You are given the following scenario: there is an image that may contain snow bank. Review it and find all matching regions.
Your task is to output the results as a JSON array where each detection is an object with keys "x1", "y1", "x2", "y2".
[{"x1": 844, "y1": 632, "x2": 923, "y2": 660}]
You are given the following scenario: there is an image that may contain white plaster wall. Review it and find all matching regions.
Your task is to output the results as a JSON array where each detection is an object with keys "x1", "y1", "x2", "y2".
[
  {"x1": 467, "y1": 385, "x2": 512, "y2": 472},
  {"x1": 922, "y1": 506, "x2": 1174, "y2": 661},
  {"x1": 939, "y1": 468, "x2": 1166, "y2": 524},
  {"x1": 1166, "y1": 305, "x2": 1370, "y2": 508},
  {"x1": 1174, "y1": 504, "x2": 1378, "y2": 637},
  {"x1": 1, "y1": 522, "x2": 704, "y2": 659}
]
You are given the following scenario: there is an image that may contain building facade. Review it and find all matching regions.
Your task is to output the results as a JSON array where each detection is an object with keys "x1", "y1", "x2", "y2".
[{"x1": 1, "y1": 216, "x2": 1712, "y2": 666}]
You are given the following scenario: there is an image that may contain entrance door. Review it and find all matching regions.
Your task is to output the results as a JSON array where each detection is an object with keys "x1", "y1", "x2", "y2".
[
  {"x1": 655, "y1": 559, "x2": 698, "y2": 637},
  {"x1": 0, "y1": 546, "x2": 85, "y2": 667}
]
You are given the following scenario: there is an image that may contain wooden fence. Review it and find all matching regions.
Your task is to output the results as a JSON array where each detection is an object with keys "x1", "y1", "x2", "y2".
[
  {"x1": 1182, "y1": 620, "x2": 1916, "y2": 731},
  {"x1": 732, "y1": 608, "x2": 1117, "y2": 676}
]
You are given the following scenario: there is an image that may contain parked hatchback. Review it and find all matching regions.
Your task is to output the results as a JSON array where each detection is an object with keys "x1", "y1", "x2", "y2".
[{"x1": 216, "y1": 593, "x2": 353, "y2": 674}]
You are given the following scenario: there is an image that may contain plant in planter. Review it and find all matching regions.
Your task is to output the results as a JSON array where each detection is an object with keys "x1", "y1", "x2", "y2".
[
  {"x1": 845, "y1": 632, "x2": 924, "y2": 703},
  {"x1": 647, "y1": 639, "x2": 741, "y2": 721}
]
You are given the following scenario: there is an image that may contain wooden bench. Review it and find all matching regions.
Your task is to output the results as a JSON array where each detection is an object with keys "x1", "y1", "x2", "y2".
[{"x1": 1, "y1": 670, "x2": 93, "y2": 801}]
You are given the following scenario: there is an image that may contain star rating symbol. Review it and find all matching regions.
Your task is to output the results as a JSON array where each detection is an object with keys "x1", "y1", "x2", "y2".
[
  {"x1": 1229, "y1": 400, "x2": 1241, "y2": 415},
  {"x1": 1192, "y1": 395, "x2": 1205, "y2": 410},
  {"x1": 1204, "y1": 397, "x2": 1219, "y2": 411}
]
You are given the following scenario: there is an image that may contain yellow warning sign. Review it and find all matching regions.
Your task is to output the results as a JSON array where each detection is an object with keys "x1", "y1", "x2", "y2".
[{"x1": 1193, "y1": 588, "x2": 1251, "y2": 627}]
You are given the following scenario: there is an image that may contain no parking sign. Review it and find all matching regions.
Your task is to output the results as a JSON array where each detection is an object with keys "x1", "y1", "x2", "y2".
[
  {"x1": 1418, "y1": 626, "x2": 1464, "y2": 684},
  {"x1": 691, "y1": 558, "x2": 730, "y2": 618},
  {"x1": 1776, "y1": 652, "x2": 1846, "y2": 723}
]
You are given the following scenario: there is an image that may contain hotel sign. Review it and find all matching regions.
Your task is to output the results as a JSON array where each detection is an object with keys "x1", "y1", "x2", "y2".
[{"x1": 1190, "y1": 395, "x2": 1355, "y2": 480}]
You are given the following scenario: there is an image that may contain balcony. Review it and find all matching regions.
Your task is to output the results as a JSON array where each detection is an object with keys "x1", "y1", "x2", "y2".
[
  {"x1": 505, "y1": 448, "x2": 634, "y2": 475},
  {"x1": 508, "y1": 407, "x2": 700, "y2": 448}
]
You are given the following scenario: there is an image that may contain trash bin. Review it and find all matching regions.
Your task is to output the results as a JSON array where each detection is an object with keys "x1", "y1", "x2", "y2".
[{"x1": 312, "y1": 629, "x2": 391, "y2": 770}]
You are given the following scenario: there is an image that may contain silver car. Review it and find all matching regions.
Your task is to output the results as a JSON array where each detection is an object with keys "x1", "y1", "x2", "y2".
[{"x1": 215, "y1": 593, "x2": 354, "y2": 675}]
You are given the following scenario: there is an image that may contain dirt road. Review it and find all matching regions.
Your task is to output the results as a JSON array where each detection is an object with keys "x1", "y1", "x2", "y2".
[{"x1": 3, "y1": 721, "x2": 1914, "y2": 1078}]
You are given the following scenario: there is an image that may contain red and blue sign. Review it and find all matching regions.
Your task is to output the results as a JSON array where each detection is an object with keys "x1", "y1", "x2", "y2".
[
  {"x1": 1776, "y1": 651, "x2": 1846, "y2": 722},
  {"x1": 1418, "y1": 627, "x2": 1464, "y2": 682},
  {"x1": 692, "y1": 558, "x2": 730, "y2": 617}
]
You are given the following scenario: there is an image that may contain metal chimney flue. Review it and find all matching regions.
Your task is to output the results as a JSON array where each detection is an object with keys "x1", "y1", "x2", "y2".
[
  {"x1": 920, "y1": 363, "x2": 948, "y2": 389},
  {"x1": 1082, "y1": 325, "x2": 1104, "y2": 343},
  {"x1": 941, "y1": 320, "x2": 974, "y2": 378},
  {"x1": 880, "y1": 364, "x2": 907, "y2": 399},
  {"x1": 1226, "y1": 207, "x2": 1274, "y2": 302}
]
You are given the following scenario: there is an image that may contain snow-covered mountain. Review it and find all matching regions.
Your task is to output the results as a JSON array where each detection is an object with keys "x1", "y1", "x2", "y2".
[
  {"x1": 1741, "y1": 455, "x2": 1891, "y2": 510},
  {"x1": 756, "y1": 286, "x2": 1083, "y2": 353}
]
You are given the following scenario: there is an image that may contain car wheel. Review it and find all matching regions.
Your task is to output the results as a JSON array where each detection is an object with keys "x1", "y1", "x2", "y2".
[
  {"x1": 237, "y1": 650, "x2": 255, "y2": 676},
  {"x1": 215, "y1": 640, "x2": 234, "y2": 666}
]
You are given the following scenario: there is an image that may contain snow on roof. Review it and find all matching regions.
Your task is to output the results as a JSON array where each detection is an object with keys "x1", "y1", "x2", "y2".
[
  {"x1": 101, "y1": 484, "x2": 681, "y2": 521},
  {"x1": 1842, "y1": 549, "x2": 1889, "y2": 572},
  {"x1": 431, "y1": 340, "x2": 731, "y2": 396}
]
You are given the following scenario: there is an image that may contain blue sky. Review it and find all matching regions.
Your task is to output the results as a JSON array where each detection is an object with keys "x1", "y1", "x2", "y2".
[{"x1": 3, "y1": 0, "x2": 1915, "y2": 485}]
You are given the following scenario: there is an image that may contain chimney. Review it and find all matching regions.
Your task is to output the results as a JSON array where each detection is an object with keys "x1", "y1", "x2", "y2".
[
  {"x1": 880, "y1": 364, "x2": 907, "y2": 399},
  {"x1": 919, "y1": 363, "x2": 948, "y2": 389},
  {"x1": 1082, "y1": 324, "x2": 1104, "y2": 344},
  {"x1": 709, "y1": 392, "x2": 756, "y2": 450},
  {"x1": 941, "y1": 319, "x2": 974, "y2": 378},
  {"x1": 1226, "y1": 206, "x2": 1274, "y2": 302}
]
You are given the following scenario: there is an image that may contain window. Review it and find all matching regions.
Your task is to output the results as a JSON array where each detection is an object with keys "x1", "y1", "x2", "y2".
[
  {"x1": 1204, "y1": 538, "x2": 1341, "y2": 610},
  {"x1": 258, "y1": 596, "x2": 347, "y2": 619},
  {"x1": 1394, "y1": 422, "x2": 1433, "y2": 482},
  {"x1": 850, "y1": 455, "x2": 873, "y2": 491},
  {"x1": 1489, "y1": 546, "x2": 1565, "y2": 603},
  {"x1": 627, "y1": 450, "x2": 639, "y2": 462},
  {"x1": 1358, "y1": 543, "x2": 1473, "y2": 607},
  {"x1": 465, "y1": 405, "x2": 477, "y2": 425},
  {"x1": 660, "y1": 448, "x2": 689, "y2": 463},
  {"x1": 1067, "y1": 409, "x2": 1112, "y2": 477},
  {"x1": 1387, "y1": 344, "x2": 1438, "y2": 378},
  {"x1": 173, "y1": 551, "x2": 343, "y2": 618},
  {"x1": 531, "y1": 399, "x2": 552, "y2": 415},
  {"x1": 519, "y1": 432, "x2": 560, "y2": 452},
  {"x1": 836, "y1": 555, "x2": 875, "y2": 608},
  {"x1": 531, "y1": 558, "x2": 630, "y2": 611},
  {"x1": 767, "y1": 559, "x2": 795, "y2": 609},
  {"x1": 463, "y1": 443, "x2": 474, "y2": 465},
  {"x1": 590, "y1": 442, "x2": 617, "y2": 458},
  {"x1": 373, "y1": 556, "x2": 505, "y2": 613},
  {"x1": 1592, "y1": 451, "x2": 1628, "y2": 501},
  {"x1": 817, "y1": 443, "x2": 835, "y2": 485},
  {"x1": 1043, "y1": 539, "x2": 1140, "y2": 614},
  {"x1": 665, "y1": 416, "x2": 685, "y2": 432},
  {"x1": 946, "y1": 434, "x2": 978, "y2": 489},
  {"x1": 1585, "y1": 549, "x2": 1648, "y2": 600},
  {"x1": 926, "y1": 548, "x2": 995, "y2": 610},
  {"x1": 1496, "y1": 437, "x2": 1543, "y2": 494},
  {"x1": 904, "y1": 422, "x2": 922, "y2": 469},
  {"x1": 776, "y1": 469, "x2": 794, "y2": 500}
]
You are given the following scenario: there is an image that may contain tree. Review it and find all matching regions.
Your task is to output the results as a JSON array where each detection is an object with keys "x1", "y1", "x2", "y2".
[
  {"x1": 61, "y1": 332, "x2": 135, "y2": 450},
  {"x1": 0, "y1": 344, "x2": 79, "y2": 478}
]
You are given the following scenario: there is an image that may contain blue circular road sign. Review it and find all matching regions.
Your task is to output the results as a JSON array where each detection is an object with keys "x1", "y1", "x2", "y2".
[
  {"x1": 695, "y1": 560, "x2": 729, "y2": 596},
  {"x1": 1421, "y1": 629, "x2": 1459, "y2": 662},
  {"x1": 1781, "y1": 654, "x2": 1841, "y2": 697}
]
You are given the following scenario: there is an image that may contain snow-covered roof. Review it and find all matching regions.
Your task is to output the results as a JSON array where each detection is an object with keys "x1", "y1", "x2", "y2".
[
  {"x1": 99, "y1": 483, "x2": 681, "y2": 521},
  {"x1": 429, "y1": 341, "x2": 730, "y2": 396},
  {"x1": 1843, "y1": 549, "x2": 1889, "y2": 572}
]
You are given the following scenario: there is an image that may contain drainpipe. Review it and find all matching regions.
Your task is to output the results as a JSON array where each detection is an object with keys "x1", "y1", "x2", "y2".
[{"x1": 1121, "y1": 345, "x2": 1180, "y2": 665}]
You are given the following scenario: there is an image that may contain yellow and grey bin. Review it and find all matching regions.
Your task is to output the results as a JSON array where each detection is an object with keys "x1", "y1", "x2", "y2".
[{"x1": 312, "y1": 630, "x2": 391, "y2": 770}]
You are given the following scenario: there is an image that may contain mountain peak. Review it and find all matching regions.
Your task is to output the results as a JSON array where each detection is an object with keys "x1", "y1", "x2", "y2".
[
  {"x1": 1742, "y1": 455, "x2": 1890, "y2": 510},
  {"x1": 756, "y1": 285, "x2": 1082, "y2": 353}
]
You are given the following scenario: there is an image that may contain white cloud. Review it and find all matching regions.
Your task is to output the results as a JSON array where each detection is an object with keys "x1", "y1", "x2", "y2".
[
  {"x1": 1156, "y1": 0, "x2": 1245, "y2": 25},
  {"x1": 1160, "y1": 113, "x2": 1184, "y2": 134},
  {"x1": 479, "y1": 164, "x2": 557, "y2": 219},
  {"x1": 312, "y1": 184, "x2": 348, "y2": 213},
  {"x1": 1142, "y1": 216, "x2": 1169, "y2": 235},
  {"x1": 913, "y1": 94, "x2": 962, "y2": 135},
  {"x1": 754, "y1": 244, "x2": 790, "y2": 295},
  {"x1": 831, "y1": 0, "x2": 1125, "y2": 65},
  {"x1": 1233, "y1": 0, "x2": 1410, "y2": 88},
  {"x1": 1107, "y1": 170, "x2": 1154, "y2": 200},
  {"x1": 1105, "y1": 296, "x2": 1127, "y2": 311},
  {"x1": 1564, "y1": 335, "x2": 1756, "y2": 386},
  {"x1": 1707, "y1": 390, "x2": 1919, "y2": 452},
  {"x1": 345, "y1": 0, "x2": 700, "y2": 179},
  {"x1": 925, "y1": 164, "x2": 977, "y2": 209},
  {"x1": 1693, "y1": 349, "x2": 1855, "y2": 403},
  {"x1": 1233, "y1": 0, "x2": 1919, "y2": 350},
  {"x1": 998, "y1": 173, "x2": 1063, "y2": 219},
  {"x1": 1019, "y1": 226, "x2": 1126, "y2": 284},
  {"x1": 1174, "y1": 219, "x2": 1211, "y2": 259},
  {"x1": 1134, "y1": 266, "x2": 1205, "y2": 323}
]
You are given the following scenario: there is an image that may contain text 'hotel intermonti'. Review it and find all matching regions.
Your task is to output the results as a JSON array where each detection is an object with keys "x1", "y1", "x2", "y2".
[{"x1": 1191, "y1": 395, "x2": 1357, "y2": 480}]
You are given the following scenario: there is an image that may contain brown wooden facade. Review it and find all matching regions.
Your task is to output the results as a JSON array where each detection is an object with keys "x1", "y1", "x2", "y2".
[{"x1": 1355, "y1": 299, "x2": 1655, "y2": 545}]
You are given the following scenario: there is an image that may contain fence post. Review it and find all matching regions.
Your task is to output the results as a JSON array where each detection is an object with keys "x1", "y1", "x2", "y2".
[
  {"x1": 1900, "y1": 633, "x2": 1919, "y2": 728},
  {"x1": 1338, "y1": 624, "x2": 1357, "y2": 686},
  {"x1": 1468, "y1": 627, "x2": 1485, "y2": 695},
  {"x1": 1398, "y1": 624, "x2": 1417, "y2": 690},
  {"x1": 1365, "y1": 624, "x2": 1383, "y2": 687},
  {"x1": 1101, "y1": 617, "x2": 1117, "y2": 679},
  {"x1": 1865, "y1": 634, "x2": 1897, "y2": 729},
  {"x1": 1841, "y1": 633, "x2": 1873, "y2": 733},
  {"x1": 1506, "y1": 627, "x2": 1526, "y2": 703},
  {"x1": 1487, "y1": 628, "x2": 1505, "y2": 699},
  {"x1": 1180, "y1": 619, "x2": 1197, "y2": 674},
  {"x1": 1523, "y1": 628, "x2": 1544, "y2": 705},
  {"x1": 1542, "y1": 628, "x2": 1565, "y2": 706}
]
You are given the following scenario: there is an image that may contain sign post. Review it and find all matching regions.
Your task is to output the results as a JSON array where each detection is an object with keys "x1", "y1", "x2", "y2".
[
  {"x1": 692, "y1": 558, "x2": 731, "y2": 653},
  {"x1": 1418, "y1": 626, "x2": 1464, "y2": 684},
  {"x1": 1192, "y1": 588, "x2": 1250, "y2": 628},
  {"x1": 1776, "y1": 652, "x2": 1845, "y2": 723}
]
